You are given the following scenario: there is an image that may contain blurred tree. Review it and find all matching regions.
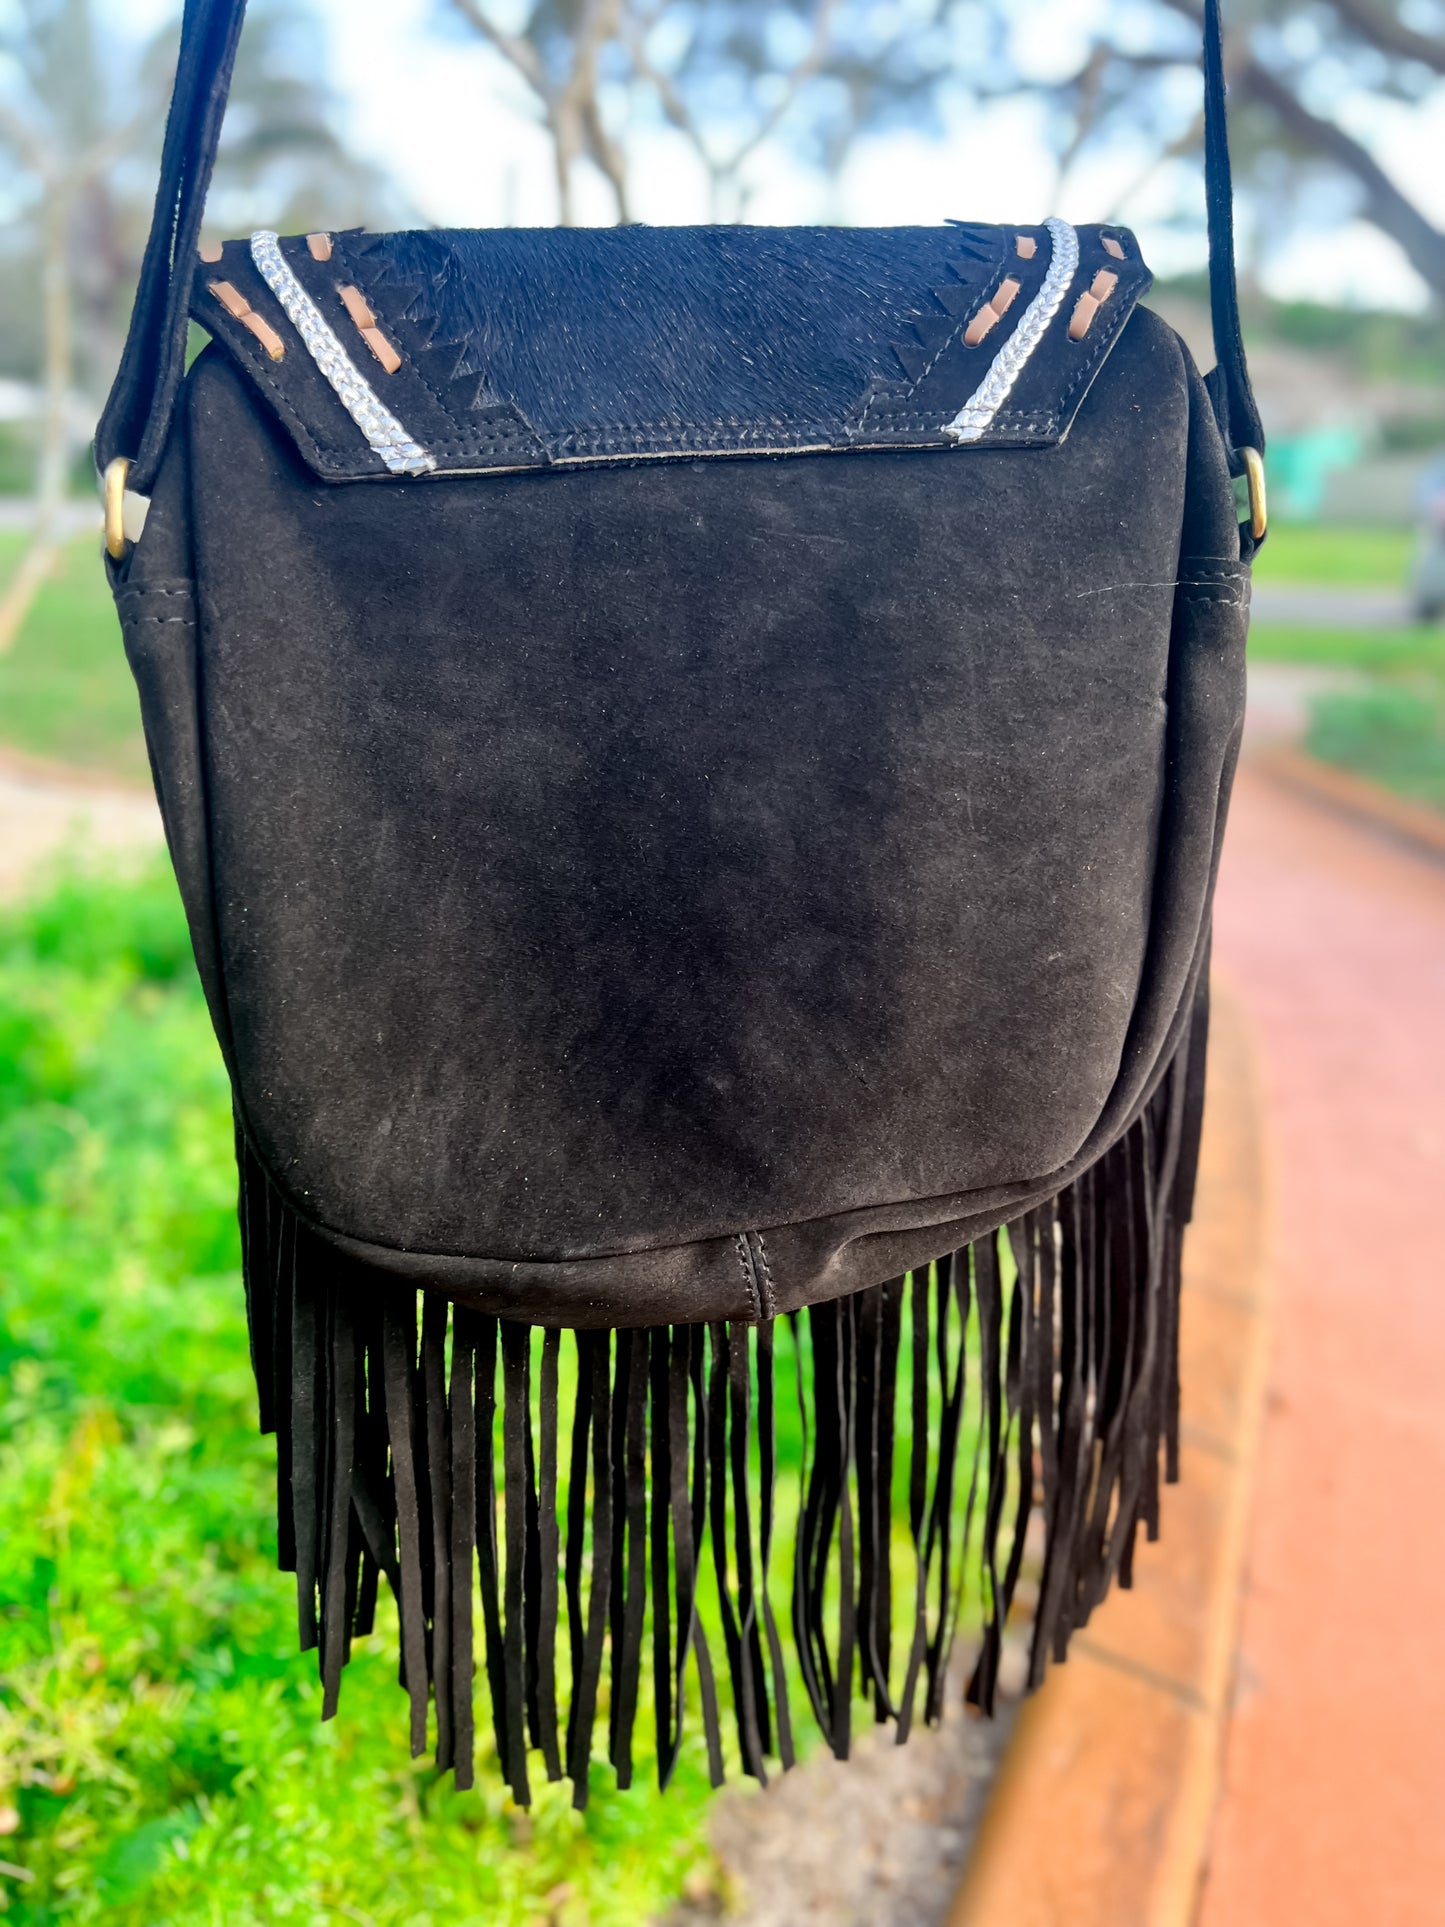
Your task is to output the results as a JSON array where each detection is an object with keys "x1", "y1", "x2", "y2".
[
  {"x1": 999, "y1": 0, "x2": 1445, "y2": 301},
  {"x1": 445, "y1": 0, "x2": 980, "y2": 223},
  {"x1": 0, "y1": 0, "x2": 402, "y2": 651},
  {"x1": 446, "y1": 0, "x2": 1444, "y2": 302}
]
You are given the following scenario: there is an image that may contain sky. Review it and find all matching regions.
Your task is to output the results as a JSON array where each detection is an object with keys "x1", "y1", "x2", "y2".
[{"x1": 146, "y1": 0, "x2": 1445, "y2": 312}]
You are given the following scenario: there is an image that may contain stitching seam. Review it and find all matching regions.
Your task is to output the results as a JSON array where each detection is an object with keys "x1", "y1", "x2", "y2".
[
  {"x1": 859, "y1": 411, "x2": 1060, "y2": 433},
  {"x1": 1049, "y1": 266, "x2": 1152, "y2": 418},
  {"x1": 752, "y1": 1234, "x2": 777, "y2": 1321},
  {"x1": 333, "y1": 240, "x2": 550, "y2": 463},
  {"x1": 197, "y1": 313, "x2": 368, "y2": 470},
  {"x1": 567, "y1": 416, "x2": 839, "y2": 434},
  {"x1": 734, "y1": 1235, "x2": 761, "y2": 1321},
  {"x1": 201, "y1": 303, "x2": 538, "y2": 469},
  {"x1": 248, "y1": 231, "x2": 433, "y2": 474},
  {"x1": 201, "y1": 296, "x2": 1136, "y2": 469},
  {"x1": 857, "y1": 234, "x2": 1012, "y2": 432}
]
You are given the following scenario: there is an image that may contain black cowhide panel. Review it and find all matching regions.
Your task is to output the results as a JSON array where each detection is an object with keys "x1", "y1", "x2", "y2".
[{"x1": 188, "y1": 221, "x2": 1151, "y2": 481}]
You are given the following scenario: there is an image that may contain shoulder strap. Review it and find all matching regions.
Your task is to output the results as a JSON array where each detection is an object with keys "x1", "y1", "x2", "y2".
[
  {"x1": 97, "y1": 0, "x2": 1263, "y2": 496},
  {"x1": 96, "y1": 0, "x2": 247, "y2": 494},
  {"x1": 1201, "y1": 0, "x2": 1265, "y2": 466}
]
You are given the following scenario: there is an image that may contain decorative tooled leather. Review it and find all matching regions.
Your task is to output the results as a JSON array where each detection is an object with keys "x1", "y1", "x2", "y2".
[{"x1": 189, "y1": 221, "x2": 1152, "y2": 482}]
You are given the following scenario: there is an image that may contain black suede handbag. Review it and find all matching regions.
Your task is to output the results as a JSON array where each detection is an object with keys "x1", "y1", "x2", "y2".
[{"x1": 97, "y1": 0, "x2": 1264, "y2": 1805}]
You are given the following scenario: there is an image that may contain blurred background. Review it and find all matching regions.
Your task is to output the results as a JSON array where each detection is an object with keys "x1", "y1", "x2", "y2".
[{"x1": 0, "y1": 2, "x2": 1441, "y2": 1923}]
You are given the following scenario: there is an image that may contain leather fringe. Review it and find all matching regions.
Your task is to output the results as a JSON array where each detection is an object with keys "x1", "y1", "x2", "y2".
[{"x1": 236, "y1": 1008, "x2": 1203, "y2": 1805}]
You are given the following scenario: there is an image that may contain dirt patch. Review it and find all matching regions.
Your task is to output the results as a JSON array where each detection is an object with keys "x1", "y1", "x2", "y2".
[
  {"x1": 0, "y1": 748, "x2": 161, "y2": 900},
  {"x1": 663, "y1": 1654, "x2": 1022, "y2": 1927}
]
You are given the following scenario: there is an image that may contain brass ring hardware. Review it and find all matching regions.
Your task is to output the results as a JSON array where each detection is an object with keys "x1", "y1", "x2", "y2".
[
  {"x1": 1240, "y1": 446, "x2": 1267, "y2": 542},
  {"x1": 103, "y1": 455, "x2": 132, "y2": 562}
]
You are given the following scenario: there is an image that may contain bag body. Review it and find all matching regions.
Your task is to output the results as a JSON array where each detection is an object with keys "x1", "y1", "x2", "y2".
[
  {"x1": 100, "y1": 0, "x2": 1262, "y2": 1806},
  {"x1": 123, "y1": 220, "x2": 1246, "y2": 1323}
]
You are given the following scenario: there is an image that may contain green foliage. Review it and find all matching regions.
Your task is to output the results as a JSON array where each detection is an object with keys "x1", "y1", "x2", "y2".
[
  {"x1": 0, "y1": 863, "x2": 727, "y2": 1923},
  {"x1": 0, "y1": 537, "x2": 148, "y2": 784},
  {"x1": 1152, "y1": 279, "x2": 1445, "y2": 390},
  {"x1": 1264, "y1": 301, "x2": 1445, "y2": 389},
  {"x1": 1378, "y1": 415, "x2": 1445, "y2": 457}
]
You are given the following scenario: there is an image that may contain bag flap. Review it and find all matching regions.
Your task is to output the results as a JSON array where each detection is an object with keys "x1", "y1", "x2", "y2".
[{"x1": 189, "y1": 219, "x2": 1151, "y2": 482}]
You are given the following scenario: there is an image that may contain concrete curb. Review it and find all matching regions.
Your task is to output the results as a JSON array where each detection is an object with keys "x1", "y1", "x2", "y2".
[
  {"x1": 1251, "y1": 745, "x2": 1445, "y2": 868},
  {"x1": 0, "y1": 745, "x2": 154, "y2": 798},
  {"x1": 947, "y1": 985, "x2": 1272, "y2": 1927}
]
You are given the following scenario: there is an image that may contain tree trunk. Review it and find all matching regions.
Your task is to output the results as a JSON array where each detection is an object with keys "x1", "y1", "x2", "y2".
[
  {"x1": 1240, "y1": 56, "x2": 1445, "y2": 301},
  {"x1": 1160, "y1": 0, "x2": 1445, "y2": 304},
  {"x1": 0, "y1": 182, "x2": 77, "y2": 656}
]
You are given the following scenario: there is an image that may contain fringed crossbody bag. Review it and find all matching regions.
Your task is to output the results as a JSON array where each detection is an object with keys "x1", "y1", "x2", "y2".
[{"x1": 96, "y1": 0, "x2": 1264, "y2": 1805}]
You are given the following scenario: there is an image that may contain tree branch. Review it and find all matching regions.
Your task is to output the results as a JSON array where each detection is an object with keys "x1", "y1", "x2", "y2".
[
  {"x1": 1325, "y1": 0, "x2": 1445, "y2": 76},
  {"x1": 625, "y1": 0, "x2": 840, "y2": 218},
  {"x1": 580, "y1": 90, "x2": 632, "y2": 221},
  {"x1": 1239, "y1": 54, "x2": 1445, "y2": 295},
  {"x1": 555, "y1": 0, "x2": 630, "y2": 220},
  {"x1": 1158, "y1": 0, "x2": 1445, "y2": 298},
  {"x1": 1103, "y1": 106, "x2": 1205, "y2": 222},
  {"x1": 1053, "y1": 42, "x2": 1112, "y2": 194},
  {"x1": 725, "y1": 0, "x2": 840, "y2": 175},
  {"x1": 0, "y1": 177, "x2": 74, "y2": 656},
  {"x1": 623, "y1": 15, "x2": 704, "y2": 150},
  {"x1": 447, "y1": 0, "x2": 552, "y2": 101},
  {"x1": 0, "y1": 94, "x2": 58, "y2": 179}
]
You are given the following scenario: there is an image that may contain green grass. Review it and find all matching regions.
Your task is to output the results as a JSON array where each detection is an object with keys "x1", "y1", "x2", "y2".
[
  {"x1": 1250, "y1": 620, "x2": 1445, "y2": 810},
  {"x1": 1306, "y1": 683, "x2": 1445, "y2": 810},
  {"x1": 0, "y1": 861, "x2": 991, "y2": 1923},
  {"x1": 1247, "y1": 517, "x2": 1443, "y2": 812},
  {"x1": 1247, "y1": 622, "x2": 1445, "y2": 674},
  {"x1": 1251, "y1": 524, "x2": 1415, "y2": 587},
  {"x1": 0, "y1": 863, "x2": 732, "y2": 1924},
  {"x1": 0, "y1": 536, "x2": 148, "y2": 785}
]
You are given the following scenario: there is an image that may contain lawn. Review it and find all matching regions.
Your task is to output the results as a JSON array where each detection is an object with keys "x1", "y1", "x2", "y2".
[
  {"x1": 1248, "y1": 528, "x2": 1445, "y2": 810},
  {"x1": 1302, "y1": 681, "x2": 1445, "y2": 809},
  {"x1": 0, "y1": 864, "x2": 729, "y2": 1924},
  {"x1": 1245, "y1": 623, "x2": 1444, "y2": 673},
  {"x1": 0, "y1": 860, "x2": 992, "y2": 1923},
  {"x1": 1251, "y1": 522, "x2": 1414, "y2": 587},
  {"x1": 0, "y1": 535, "x2": 148, "y2": 785}
]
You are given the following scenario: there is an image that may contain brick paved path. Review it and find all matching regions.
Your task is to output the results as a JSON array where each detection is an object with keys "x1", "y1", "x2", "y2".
[{"x1": 1201, "y1": 765, "x2": 1445, "y2": 1925}]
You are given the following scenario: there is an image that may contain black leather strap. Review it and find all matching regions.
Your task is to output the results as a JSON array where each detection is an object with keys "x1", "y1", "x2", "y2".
[
  {"x1": 96, "y1": 0, "x2": 248, "y2": 491},
  {"x1": 1201, "y1": 0, "x2": 1265, "y2": 465},
  {"x1": 97, "y1": 0, "x2": 1262, "y2": 493}
]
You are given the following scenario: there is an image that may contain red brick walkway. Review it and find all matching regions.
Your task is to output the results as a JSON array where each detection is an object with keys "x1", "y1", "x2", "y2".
[{"x1": 1200, "y1": 765, "x2": 1445, "y2": 1925}]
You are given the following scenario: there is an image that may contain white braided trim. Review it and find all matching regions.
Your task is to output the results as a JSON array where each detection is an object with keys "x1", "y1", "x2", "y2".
[
  {"x1": 943, "y1": 217, "x2": 1081, "y2": 445},
  {"x1": 248, "y1": 231, "x2": 435, "y2": 476}
]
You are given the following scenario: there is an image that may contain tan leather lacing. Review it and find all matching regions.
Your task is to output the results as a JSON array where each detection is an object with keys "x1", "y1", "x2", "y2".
[
  {"x1": 963, "y1": 277, "x2": 1024, "y2": 348},
  {"x1": 1068, "y1": 270, "x2": 1120, "y2": 341},
  {"x1": 337, "y1": 284, "x2": 403, "y2": 375},
  {"x1": 206, "y1": 279, "x2": 286, "y2": 360}
]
